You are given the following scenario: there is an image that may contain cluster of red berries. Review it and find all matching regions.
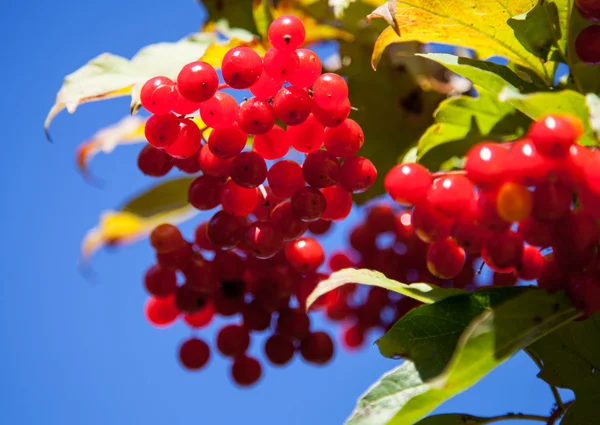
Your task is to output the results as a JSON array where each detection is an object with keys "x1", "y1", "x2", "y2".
[
  {"x1": 575, "y1": 0, "x2": 600, "y2": 64},
  {"x1": 384, "y1": 114, "x2": 600, "y2": 316}
]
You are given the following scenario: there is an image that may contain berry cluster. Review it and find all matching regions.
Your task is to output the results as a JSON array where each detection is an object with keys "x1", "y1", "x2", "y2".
[
  {"x1": 138, "y1": 15, "x2": 377, "y2": 385},
  {"x1": 575, "y1": 0, "x2": 600, "y2": 64},
  {"x1": 385, "y1": 114, "x2": 600, "y2": 316}
]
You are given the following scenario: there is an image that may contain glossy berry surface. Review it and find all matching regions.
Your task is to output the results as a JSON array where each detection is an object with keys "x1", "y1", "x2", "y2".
[
  {"x1": 237, "y1": 98, "x2": 276, "y2": 135},
  {"x1": 268, "y1": 15, "x2": 306, "y2": 51},
  {"x1": 164, "y1": 118, "x2": 201, "y2": 159},
  {"x1": 140, "y1": 76, "x2": 178, "y2": 114},
  {"x1": 230, "y1": 151, "x2": 267, "y2": 188},
  {"x1": 200, "y1": 92, "x2": 239, "y2": 129},
  {"x1": 221, "y1": 47, "x2": 263, "y2": 89},
  {"x1": 137, "y1": 145, "x2": 173, "y2": 177},
  {"x1": 285, "y1": 237, "x2": 325, "y2": 274},
  {"x1": 177, "y1": 61, "x2": 219, "y2": 102},
  {"x1": 385, "y1": 164, "x2": 432, "y2": 206},
  {"x1": 286, "y1": 114, "x2": 325, "y2": 153},
  {"x1": 272, "y1": 86, "x2": 312, "y2": 126},
  {"x1": 288, "y1": 49, "x2": 322, "y2": 88},
  {"x1": 312, "y1": 73, "x2": 348, "y2": 109},
  {"x1": 253, "y1": 125, "x2": 289, "y2": 160},
  {"x1": 144, "y1": 113, "x2": 180, "y2": 148},
  {"x1": 339, "y1": 156, "x2": 377, "y2": 193}
]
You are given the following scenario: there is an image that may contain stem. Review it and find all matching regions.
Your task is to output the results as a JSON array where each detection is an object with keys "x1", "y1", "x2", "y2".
[
  {"x1": 217, "y1": 83, "x2": 230, "y2": 90},
  {"x1": 525, "y1": 349, "x2": 565, "y2": 411},
  {"x1": 547, "y1": 400, "x2": 575, "y2": 425},
  {"x1": 431, "y1": 170, "x2": 467, "y2": 178},
  {"x1": 479, "y1": 413, "x2": 549, "y2": 424}
]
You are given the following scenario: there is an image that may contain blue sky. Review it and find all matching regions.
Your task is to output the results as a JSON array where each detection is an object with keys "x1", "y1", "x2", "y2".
[{"x1": 0, "y1": 0, "x2": 570, "y2": 424}]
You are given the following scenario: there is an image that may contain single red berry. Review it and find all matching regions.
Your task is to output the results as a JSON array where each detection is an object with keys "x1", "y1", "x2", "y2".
[
  {"x1": 285, "y1": 237, "x2": 325, "y2": 274},
  {"x1": 263, "y1": 48, "x2": 299, "y2": 80},
  {"x1": 174, "y1": 154, "x2": 202, "y2": 174},
  {"x1": 208, "y1": 122, "x2": 247, "y2": 158},
  {"x1": 145, "y1": 113, "x2": 180, "y2": 148},
  {"x1": 264, "y1": 334, "x2": 295, "y2": 365},
  {"x1": 155, "y1": 242, "x2": 193, "y2": 271},
  {"x1": 206, "y1": 210, "x2": 247, "y2": 249},
  {"x1": 556, "y1": 209, "x2": 600, "y2": 252},
  {"x1": 288, "y1": 48, "x2": 321, "y2": 88},
  {"x1": 137, "y1": 144, "x2": 173, "y2": 177},
  {"x1": 384, "y1": 163, "x2": 432, "y2": 206},
  {"x1": 300, "y1": 331, "x2": 334, "y2": 365},
  {"x1": 277, "y1": 308, "x2": 311, "y2": 339},
  {"x1": 144, "y1": 264, "x2": 177, "y2": 298},
  {"x1": 221, "y1": 180, "x2": 259, "y2": 216},
  {"x1": 427, "y1": 175, "x2": 476, "y2": 218},
  {"x1": 217, "y1": 324, "x2": 250, "y2": 357},
  {"x1": 245, "y1": 220, "x2": 284, "y2": 259},
  {"x1": 272, "y1": 201, "x2": 309, "y2": 241},
  {"x1": 426, "y1": 237, "x2": 466, "y2": 279},
  {"x1": 200, "y1": 92, "x2": 239, "y2": 129},
  {"x1": 411, "y1": 202, "x2": 453, "y2": 243},
  {"x1": 515, "y1": 245, "x2": 544, "y2": 280},
  {"x1": 518, "y1": 216, "x2": 555, "y2": 247},
  {"x1": 250, "y1": 70, "x2": 282, "y2": 99},
  {"x1": 308, "y1": 219, "x2": 332, "y2": 235},
  {"x1": 291, "y1": 187, "x2": 327, "y2": 222},
  {"x1": 253, "y1": 125, "x2": 290, "y2": 160},
  {"x1": 532, "y1": 181, "x2": 572, "y2": 222},
  {"x1": 528, "y1": 115, "x2": 578, "y2": 157},
  {"x1": 231, "y1": 355, "x2": 262, "y2": 386},
  {"x1": 222, "y1": 46, "x2": 263, "y2": 89},
  {"x1": 194, "y1": 221, "x2": 216, "y2": 251},
  {"x1": 507, "y1": 139, "x2": 550, "y2": 186},
  {"x1": 177, "y1": 61, "x2": 219, "y2": 102},
  {"x1": 230, "y1": 151, "x2": 267, "y2": 188},
  {"x1": 323, "y1": 119, "x2": 364, "y2": 157},
  {"x1": 188, "y1": 175, "x2": 224, "y2": 210},
  {"x1": 537, "y1": 254, "x2": 568, "y2": 292},
  {"x1": 475, "y1": 189, "x2": 511, "y2": 232},
  {"x1": 174, "y1": 284, "x2": 208, "y2": 314},
  {"x1": 576, "y1": 0, "x2": 600, "y2": 20},
  {"x1": 567, "y1": 275, "x2": 600, "y2": 316},
  {"x1": 183, "y1": 303, "x2": 214, "y2": 328},
  {"x1": 286, "y1": 114, "x2": 325, "y2": 153},
  {"x1": 302, "y1": 150, "x2": 341, "y2": 188},
  {"x1": 164, "y1": 118, "x2": 201, "y2": 159},
  {"x1": 273, "y1": 86, "x2": 312, "y2": 125},
  {"x1": 150, "y1": 224, "x2": 186, "y2": 253},
  {"x1": 575, "y1": 26, "x2": 600, "y2": 64},
  {"x1": 179, "y1": 338, "x2": 210, "y2": 370},
  {"x1": 452, "y1": 217, "x2": 489, "y2": 255},
  {"x1": 321, "y1": 185, "x2": 353, "y2": 221},
  {"x1": 140, "y1": 76, "x2": 177, "y2": 114},
  {"x1": 145, "y1": 295, "x2": 179, "y2": 327},
  {"x1": 198, "y1": 144, "x2": 232, "y2": 179},
  {"x1": 312, "y1": 97, "x2": 351, "y2": 128},
  {"x1": 312, "y1": 73, "x2": 348, "y2": 109},
  {"x1": 482, "y1": 230, "x2": 524, "y2": 273},
  {"x1": 465, "y1": 142, "x2": 510, "y2": 187},
  {"x1": 267, "y1": 160, "x2": 305, "y2": 198},
  {"x1": 329, "y1": 252, "x2": 355, "y2": 271},
  {"x1": 243, "y1": 300, "x2": 272, "y2": 331},
  {"x1": 237, "y1": 98, "x2": 276, "y2": 135},
  {"x1": 343, "y1": 324, "x2": 366, "y2": 350},
  {"x1": 268, "y1": 15, "x2": 306, "y2": 51},
  {"x1": 339, "y1": 156, "x2": 377, "y2": 193}
]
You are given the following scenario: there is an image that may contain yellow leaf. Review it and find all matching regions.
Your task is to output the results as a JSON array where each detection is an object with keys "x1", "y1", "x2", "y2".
[
  {"x1": 76, "y1": 115, "x2": 147, "y2": 182},
  {"x1": 371, "y1": 25, "x2": 402, "y2": 69},
  {"x1": 81, "y1": 177, "x2": 197, "y2": 261},
  {"x1": 368, "y1": 0, "x2": 548, "y2": 82}
]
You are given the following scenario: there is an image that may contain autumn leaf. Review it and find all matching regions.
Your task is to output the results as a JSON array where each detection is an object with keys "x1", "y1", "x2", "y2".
[{"x1": 367, "y1": 0, "x2": 549, "y2": 82}]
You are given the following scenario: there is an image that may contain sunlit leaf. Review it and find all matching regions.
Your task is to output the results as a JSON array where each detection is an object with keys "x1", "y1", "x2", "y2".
[
  {"x1": 413, "y1": 413, "x2": 541, "y2": 425},
  {"x1": 330, "y1": 0, "x2": 357, "y2": 19},
  {"x1": 345, "y1": 289, "x2": 578, "y2": 425},
  {"x1": 306, "y1": 268, "x2": 465, "y2": 310},
  {"x1": 76, "y1": 115, "x2": 147, "y2": 181},
  {"x1": 81, "y1": 177, "x2": 197, "y2": 260},
  {"x1": 252, "y1": 0, "x2": 272, "y2": 39},
  {"x1": 367, "y1": 0, "x2": 549, "y2": 81}
]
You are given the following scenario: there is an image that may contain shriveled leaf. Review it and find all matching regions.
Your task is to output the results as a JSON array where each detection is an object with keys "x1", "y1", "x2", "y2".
[
  {"x1": 81, "y1": 177, "x2": 197, "y2": 260},
  {"x1": 346, "y1": 289, "x2": 578, "y2": 425},
  {"x1": 499, "y1": 88, "x2": 598, "y2": 145},
  {"x1": 76, "y1": 115, "x2": 146, "y2": 181},
  {"x1": 367, "y1": 0, "x2": 549, "y2": 81},
  {"x1": 417, "y1": 91, "x2": 530, "y2": 171},
  {"x1": 376, "y1": 287, "x2": 527, "y2": 378},
  {"x1": 330, "y1": 0, "x2": 357, "y2": 19},
  {"x1": 306, "y1": 268, "x2": 464, "y2": 310}
]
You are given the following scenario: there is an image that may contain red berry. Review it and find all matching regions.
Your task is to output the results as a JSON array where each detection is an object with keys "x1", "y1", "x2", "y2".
[
  {"x1": 267, "y1": 160, "x2": 305, "y2": 198},
  {"x1": 221, "y1": 180, "x2": 259, "y2": 216},
  {"x1": 200, "y1": 92, "x2": 239, "y2": 129},
  {"x1": 198, "y1": 144, "x2": 232, "y2": 179},
  {"x1": 177, "y1": 61, "x2": 219, "y2": 102},
  {"x1": 217, "y1": 324, "x2": 250, "y2": 357},
  {"x1": 312, "y1": 73, "x2": 348, "y2": 109},
  {"x1": 567, "y1": 276, "x2": 600, "y2": 316},
  {"x1": 515, "y1": 245, "x2": 544, "y2": 280},
  {"x1": 537, "y1": 254, "x2": 567, "y2": 292},
  {"x1": 179, "y1": 338, "x2": 210, "y2": 370},
  {"x1": 150, "y1": 224, "x2": 186, "y2": 253},
  {"x1": 173, "y1": 90, "x2": 202, "y2": 115},
  {"x1": 323, "y1": 119, "x2": 364, "y2": 157},
  {"x1": 265, "y1": 334, "x2": 294, "y2": 365},
  {"x1": 288, "y1": 48, "x2": 321, "y2": 88},
  {"x1": 329, "y1": 252, "x2": 355, "y2": 271},
  {"x1": 518, "y1": 216, "x2": 555, "y2": 247},
  {"x1": 208, "y1": 122, "x2": 247, "y2": 158},
  {"x1": 452, "y1": 217, "x2": 489, "y2": 255},
  {"x1": 528, "y1": 115, "x2": 578, "y2": 157},
  {"x1": 145, "y1": 113, "x2": 180, "y2": 148},
  {"x1": 243, "y1": 300, "x2": 272, "y2": 331},
  {"x1": 194, "y1": 221, "x2": 216, "y2": 251},
  {"x1": 245, "y1": 220, "x2": 284, "y2": 259},
  {"x1": 238, "y1": 98, "x2": 276, "y2": 135},
  {"x1": 411, "y1": 202, "x2": 453, "y2": 243},
  {"x1": 496, "y1": 182, "x2": 533, "y2": 222},
  {"x1": 308, "y1": 219, "x2": 332, "y2": 235},
  {"x1": 384, "y1": 163, "x2": 432, "y2": 206},
  {"x1": 250, "y1": 70, "x2": 282, "y2": 99},
  {"x1": 164, "y1": 118, "x2": 201, "y2": 159},
  {"x1": 303, "y1": 150, "x2": 340, "y2": 188},
  {"x1": 222, "y1": 46, "x2": 263, "y2": 89},
  {"x1": 286, "y1": 114, "x2": 325, "y2": 153},
  {"x1": 427, "y1": 175, "x2": 476, "y2": 218},
  {"x1": 465, "y1": 142, "x2": 510, "y2": 187},
  {"x1": 576, "y1": 0, "x2": 600, "y2": 20},
  {"x1": 140, "y1": 76, "x2": 177, "y2": 114},
  {"x1": 508, "y1": 139, "x2": 550, "y2": 186},
  {"x1": 174, "y1": 284, "x2": 208, "y2": 314},
  {"x1": 575, "y1": 25, "x2": 600, "y2": 64},
  {"x1": 268, "y1": 15, "x2": 306, "y2": 51},
  {"x1": 263, "y1": 48, "x2": 299, "y2": 80},
  {"x1": 339, "y1": 156, "x2": 377, "y2": 193},
  {"x1": 291, "y1": 187, "x2": 327, "y2": 222},
  {"x1": 230, "y1": 151, "x2": 267, "y2": 188},
  {"x1": 312, "y1": 97, "x2": 351, "y2": 127},
  {"x1": 476, "y1": 189, "x2": 511, "y2": 232},
  {"x1": 426, "y1": 237, "x2": 466, "y2": 279},
  {"x1": 206, "y1": 210, "x2": 247, "y2": 249},
  {"x1": 183, "y1": 303, "x2": 214, "y2": 328},
  {"x1": 532, "y1": 181, "x2": 572, "y2": 222},
  {"x1": 174, "y1": 154, "x2": 202, "y2": 174},
  {"x1": 300, "y1": 331, "x2": 334, "y2": 365},
  {"x1": 137, "y1": 145, "x2": 173, "y2": 177},
  {"x1": 277, "y1": 308, "x2": 310, "y2": 339},
  {"x1": 285, "y1": 237, "x2": 324, "y2": 274},
  {"x1": 273, "y1": 86, "x2": 312, "y2": 125},
  {"x1": 144, "y1": 264, "x2": 177, "y2": 298},
  {"x1": 253, "y1": 125, "x2": 289, "y2": 160},
  {"x1": 231, "y1": 355, "x2": 262, "y2": 386},
  {"x1": 343, "y1": 324, "x2": 365, "y2": 350},
  {"x1": 145, "y1": 295, "x2": 179, "y2": 327},
  {"x1": 272, "y1": 201, "x2": 309, "y2": 241},
  {"x1": 188, "y1": 175, "x2": 223, "y2": 210},
  {"x1": 482, "y1": 230, "x2": 524, "y2": 273},
  {"x1": 321, "y1": 185, "x2": 353, "y2": 221}
]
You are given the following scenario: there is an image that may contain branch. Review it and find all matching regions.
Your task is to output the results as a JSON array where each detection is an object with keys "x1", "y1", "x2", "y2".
[
  {"x1": 525, "y1": 349, "x2": 565, "y2": 411},
  {"x1": 480, "y1": 413, "x2": 549, "y2": 423},
  {"x1": 547, "y1": 400, "x2": 575, "y2": 425}
]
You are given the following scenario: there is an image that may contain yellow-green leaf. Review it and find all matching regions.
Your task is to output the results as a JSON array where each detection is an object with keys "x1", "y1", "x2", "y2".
[
  {"x1": 81, "y1": 177, "x2": 197, "y2": 260},
  {"x1": 367, "y1": 0, "x2": 548, "y2": 82}
]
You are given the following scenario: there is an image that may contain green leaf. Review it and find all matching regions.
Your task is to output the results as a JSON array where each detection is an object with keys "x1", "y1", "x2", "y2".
[
  {"x1": 346, "y1": 289, "x2": 578, "y2": 425},
  {"x1": 499, "y1": 88, "x2": 599, "y2": 145},
  {"x1": 376, "y1": 287, "x2": 528, "y2": 378},
  {"x1": 507, "y1": 1, "x2": 559, "y2": 61},
  {"x1": 413, "y1": 413, "x2": 545, "y2": 425},
  {"x1": 202, "y1": 0, "x2": 258, "y2": 34},
  {"x1": 252, "y1": 0, "x2": 273, "y2": 40},
  {"x1": 417, "y1": 91, "x2": 530, "y2": 171},
  {"x1": 305, "y1": 268, "x2": 465, "y2": 310}
]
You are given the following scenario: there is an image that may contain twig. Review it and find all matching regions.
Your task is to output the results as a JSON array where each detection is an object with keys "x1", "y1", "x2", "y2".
[
  {"x1": 524, "y1": 349, "x2": 565, "y2": 411},
  {"x1": 431, "y1": 170, "x2": 467, "y2": 179},
  {"x1": 546, "y1": 400, "x2": 575, "y2": 425},
  {"x1": 479, "y1": 413, "x2": 549, "y2": 423}
]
